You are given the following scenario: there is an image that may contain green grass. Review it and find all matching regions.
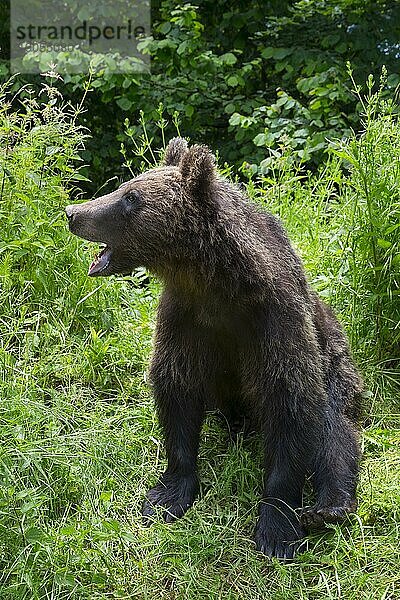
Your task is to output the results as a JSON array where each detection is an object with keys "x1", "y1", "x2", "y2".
[
  {"x1": 1, "y1": 389, "x2": 399, "y2": 599},
  {"x1": 0, "y1": 80, "x2": 399, "y2": 599}
]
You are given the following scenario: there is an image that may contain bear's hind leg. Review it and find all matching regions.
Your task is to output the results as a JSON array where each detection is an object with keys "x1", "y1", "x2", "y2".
[
  {"x1": 254, "y1": 382, "x2": 327, "y2": 559},
  {"x1": 301, "y1": 409, "x2": 360, "y2": 530}
]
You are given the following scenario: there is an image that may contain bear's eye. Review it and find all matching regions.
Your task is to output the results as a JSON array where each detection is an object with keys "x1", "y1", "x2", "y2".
[{"x1": 124, "y1": 190, "x2": 140, "y2": 204}]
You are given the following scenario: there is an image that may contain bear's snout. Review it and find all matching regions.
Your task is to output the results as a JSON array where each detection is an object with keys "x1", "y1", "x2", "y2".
[
  {"x1": 65, "y1": 203, "x2": 97, "y2": 240},
  {"x1": 65, "y1": 205, "x2": 76, "y2": 226},
  {"x1": 65, "y1": 205, "x2": 74, "y2": 219}
]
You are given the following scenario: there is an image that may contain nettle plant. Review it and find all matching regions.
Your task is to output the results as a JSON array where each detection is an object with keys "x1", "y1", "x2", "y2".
[
  {"x1": 0, "y1": 77, "x2": 125, "y2": 382},
  {"x1": 0, "y1": 78, "x2": 85, "y2": 306},
  {"x1": 254, "y1": 72, "x2": 400, "y2": 374},
  {"x1": 331, "y1": 76, "x2": 400, "y2": 367}
]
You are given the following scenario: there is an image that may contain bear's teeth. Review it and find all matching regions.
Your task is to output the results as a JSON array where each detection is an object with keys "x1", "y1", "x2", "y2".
[{"x1": 88, "y1": 246, "x2": 112, "y2": 276}]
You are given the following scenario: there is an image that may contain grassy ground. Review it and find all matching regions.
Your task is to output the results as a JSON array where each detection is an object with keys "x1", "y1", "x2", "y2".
[
  {"x1": 1, "y1": 288, "x2": 399, "y2": 600},
  {"x1": 0, "y1": 83, "x2": 399, "y2": 599}
]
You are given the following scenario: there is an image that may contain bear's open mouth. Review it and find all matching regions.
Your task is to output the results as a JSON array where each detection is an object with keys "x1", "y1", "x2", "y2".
[{"x1": 88, "y1": 245, "x2": 112, "y2": 276}]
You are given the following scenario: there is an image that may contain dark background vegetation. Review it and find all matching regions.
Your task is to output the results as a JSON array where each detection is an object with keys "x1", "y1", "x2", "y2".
[{"x1": 1, "y1": 0, "x2": 399, "y2": 192}]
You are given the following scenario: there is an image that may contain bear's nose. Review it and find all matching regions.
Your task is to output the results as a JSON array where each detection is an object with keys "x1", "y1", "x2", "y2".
[{"x1": 65, "y1": 205, "x2": 75, "y2": 221}]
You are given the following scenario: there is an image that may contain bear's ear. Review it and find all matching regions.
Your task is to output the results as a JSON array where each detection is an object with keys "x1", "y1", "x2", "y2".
[
  {"x1": 179, "y1": 144, "x2": 216, "y2": 200},
  {"x1": 163, "y1": 137, "x2": 188, "y2": 167}
]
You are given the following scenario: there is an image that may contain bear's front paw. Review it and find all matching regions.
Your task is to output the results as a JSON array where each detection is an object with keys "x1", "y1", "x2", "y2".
[
  {"x1": 142, "y1": 471, "x2": 199, "y2": 524},
  {"x1": 254, "y1": 503, "x2": 306, "y2": 560},
  {"x1": 300, "y1": 501, "x2": 357, "y2": 530}
]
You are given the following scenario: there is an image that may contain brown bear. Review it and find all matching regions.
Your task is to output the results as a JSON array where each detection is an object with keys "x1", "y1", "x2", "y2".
[{"x1": 65, "y1": 137, "x2": 362, "y2": 559}]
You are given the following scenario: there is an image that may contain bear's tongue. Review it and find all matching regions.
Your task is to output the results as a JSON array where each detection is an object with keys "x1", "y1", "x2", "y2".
[{"x1": 88, "y1": 246, "x2": 112, "y2": 276}]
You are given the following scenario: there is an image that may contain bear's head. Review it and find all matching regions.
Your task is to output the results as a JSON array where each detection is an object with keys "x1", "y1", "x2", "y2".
[{"x1": 65, "y1": 138, "x2": 218, "y2": 277}]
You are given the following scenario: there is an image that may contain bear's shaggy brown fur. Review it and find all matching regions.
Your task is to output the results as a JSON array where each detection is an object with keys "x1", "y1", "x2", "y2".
[{"x1": 66, "y1": 138, "x2": 362, "y2": 559}]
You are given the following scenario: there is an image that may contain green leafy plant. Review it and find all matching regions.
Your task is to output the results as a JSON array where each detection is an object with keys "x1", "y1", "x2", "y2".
[{"x1": 330, "y1": 70, "x2": 400, "y2": 366}]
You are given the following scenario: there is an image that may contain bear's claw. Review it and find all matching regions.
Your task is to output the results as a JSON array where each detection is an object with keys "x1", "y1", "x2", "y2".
[
  {"x1": 254, "y1": 505, "x2": 306, "y2": 560},
  {"x1": 142, "y1": 472, "x2": 199, "y2": 525},
  {"x1": 300, "y1": 502, "x2": 357, "y2": 530}
]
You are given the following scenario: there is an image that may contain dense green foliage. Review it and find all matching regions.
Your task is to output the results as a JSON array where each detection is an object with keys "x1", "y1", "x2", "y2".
[
  {"x1": 1, "y1": 0, "x2": 399, "y2": 191},
  {"x1": 0, "y1": 76, "x2": 399, "y2": 598},
  {"x1": 0, "y1": 80, "x2": 152, "y2": 401}
]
